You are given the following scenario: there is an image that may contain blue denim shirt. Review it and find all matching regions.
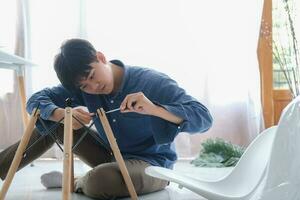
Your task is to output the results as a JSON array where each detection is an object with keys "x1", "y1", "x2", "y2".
[{"x1": 26, "y1": 60, "x2": 213, "y2": 168}]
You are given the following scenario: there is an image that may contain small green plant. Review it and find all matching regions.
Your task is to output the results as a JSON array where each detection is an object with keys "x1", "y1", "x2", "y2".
[{"x1": 191, "y1": 138, "x2": 245, "y2": 167}]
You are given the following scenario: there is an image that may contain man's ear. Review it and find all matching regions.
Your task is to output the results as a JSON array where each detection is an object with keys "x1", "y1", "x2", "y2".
[{"x1": 96, "y1": 51, "x2": 107, "y2": 64}]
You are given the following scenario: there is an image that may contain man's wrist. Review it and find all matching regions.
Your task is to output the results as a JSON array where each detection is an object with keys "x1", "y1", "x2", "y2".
[
  {"x1": 50, "y1": 108, "x2": 65, "y2": 122},
  {"x1": 151, "y1": 104, "x2": 183, "y2": 125},
  {"x1": 151, "y1": 104, "x2": 164, "y2": 117}
]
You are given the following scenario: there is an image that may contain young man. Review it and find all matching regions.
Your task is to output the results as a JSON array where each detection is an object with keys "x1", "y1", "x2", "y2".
[{"x1": 0, "y1": 39, "x2": 212, "y2": 199}]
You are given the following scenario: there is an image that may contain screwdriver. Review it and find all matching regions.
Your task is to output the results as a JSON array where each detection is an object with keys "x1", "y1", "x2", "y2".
[
  {"x1": 92, "y1": 101, "x2": 137, "y2": 115},
  {"x1": 105, "y1": 107, "x2": 121, "y2": 114}
]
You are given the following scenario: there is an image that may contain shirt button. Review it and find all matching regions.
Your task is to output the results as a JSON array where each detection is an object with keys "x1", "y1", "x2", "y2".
[
  {"x1": 113, "y1": 119, "x2": 116, "y2": 123},
  {"x1": 177, "y1": 126, "x2": 181, "y2": 129},
  {"x1": 110, "y1": 100, "x2": 114, "y2": 104}
]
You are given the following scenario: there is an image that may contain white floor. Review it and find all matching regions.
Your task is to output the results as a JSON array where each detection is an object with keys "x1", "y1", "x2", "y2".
[{"x1": 0, "y1": 160, "x2": 232, "y2": 200}]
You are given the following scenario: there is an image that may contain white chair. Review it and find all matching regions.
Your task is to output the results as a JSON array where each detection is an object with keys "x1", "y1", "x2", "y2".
[{"x1": 146, "y1": 97, "x2": 300, "y2": 200}]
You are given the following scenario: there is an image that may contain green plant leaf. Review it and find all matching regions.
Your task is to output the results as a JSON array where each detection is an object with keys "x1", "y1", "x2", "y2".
[{"x1": 191, "y1": 138, "x2": 245, "y2": 168}]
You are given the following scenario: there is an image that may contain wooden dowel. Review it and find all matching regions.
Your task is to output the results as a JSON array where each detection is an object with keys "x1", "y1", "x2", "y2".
[
  {"x1": 17, "y1": 75, "x2": 29, "y2": 127},
  {"x1": 97, "y1": 108, "x2": 138, "y2": 200},
  {"x1": 62, "y1": 107, "x2": 73, "y2": 200},
  {"x1": 0, "y1": 109, "x2": 40, "y2": 200},
  {"x1": 70, "y1": 153, "x2": 74, "y2": 192}
]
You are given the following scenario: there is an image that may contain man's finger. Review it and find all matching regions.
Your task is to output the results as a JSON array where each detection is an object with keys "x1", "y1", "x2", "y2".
[
  {"x1": 120, "y1": 95, "x2": 129, "y2": 111},
  {"x1": 133, "y1": 101, "x2": 141, "y2": 111},
  {"x1": 121, "y1": 93, "x2": 140, "y2": 112},
  {"x1": 73, "y1": 111, "x2": 92, "y2": 124},
  {"x1": 76, "y1": 108, "x2": 93, "y2": 116},
  {"x1": 126, "y1": 98, "x2": 136, "y2": 111}
]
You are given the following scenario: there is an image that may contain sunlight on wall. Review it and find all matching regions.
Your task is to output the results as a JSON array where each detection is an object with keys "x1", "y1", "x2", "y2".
[
  {"x1": 85, "y1": 0, "x2": 261, "y2": 106},
  {"x1": 26, "y1": 0, "x2": 261, "y2": 108},
  {"x1": 29, "y1": 0, "x2": 80, "y2": 92}
]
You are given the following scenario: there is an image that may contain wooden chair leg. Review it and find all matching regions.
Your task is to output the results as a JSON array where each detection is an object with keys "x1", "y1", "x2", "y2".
[
  {"x1": 97, "y1": 108, "x2": 138, "y2": 200},
  {"x1": 70, "y1": 153, "x2": 74, "y2": 192},
  {"x1": 0, "y1": 109, "x2": 40, "y2": 200},
  {"x1": 62, "y1": 107, "x2": 73, "y2": 200}
]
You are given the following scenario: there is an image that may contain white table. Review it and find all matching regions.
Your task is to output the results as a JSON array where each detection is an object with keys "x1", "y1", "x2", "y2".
[{"x1": 0, "y1": 49, "x2": 36, "y2": 127}]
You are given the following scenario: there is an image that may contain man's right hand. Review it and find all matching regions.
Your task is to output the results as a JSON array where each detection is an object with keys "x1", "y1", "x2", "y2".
[{"x1": 50, "y1": 106, "x2": 94, "y2": 130}]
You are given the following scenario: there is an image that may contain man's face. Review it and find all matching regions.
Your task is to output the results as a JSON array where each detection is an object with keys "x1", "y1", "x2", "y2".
[{"x1": 78, "y1": 61, "x2": 114, "y2": 94}]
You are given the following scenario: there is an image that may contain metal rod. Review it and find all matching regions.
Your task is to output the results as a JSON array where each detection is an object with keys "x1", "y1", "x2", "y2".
[
  {"x1": 105, "y1": 108, "x2": 120, "y2": 114},
  {"x1": 72, "y1": 115, "x2": 111, "y2": 152},
  {"x1": 38, "y1": 118, "x2": 64, "y2": 152}
]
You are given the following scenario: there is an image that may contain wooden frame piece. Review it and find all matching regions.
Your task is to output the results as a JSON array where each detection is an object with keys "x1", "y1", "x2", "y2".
[
  {"x1": 62, "y1": 107, "x2": 74, "y2": 200},
  {"x1": 257, "y1": 0, "x2": 273, "y2": 128},
  {"x1": 97, "y1": 108, "x2": 138, "y2": 200},
  {"x1": 0, "y1": 107, "x2": 135, "y2": 200},
  {"x1": 0, "y1": 109, "x2": 40, "y2": 200},
  {"x1": 17, "y1": 75, "x2": 30, "y2": 127}
]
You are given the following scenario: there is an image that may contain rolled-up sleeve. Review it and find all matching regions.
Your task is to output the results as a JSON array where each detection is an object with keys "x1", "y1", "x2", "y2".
[
  {"x1": 26, "y1": 85, "x2": 84, "y2": 134},
  {"x1": 148, "y1": 72, "x2": 213, "y2": 144}
]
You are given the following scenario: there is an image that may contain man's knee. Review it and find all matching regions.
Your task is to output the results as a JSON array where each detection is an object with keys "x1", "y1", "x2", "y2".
[
  {"x1": 80, "y1": 163, "x2": 168, "y2": 199},
  {"x1": 82, "y1": 166, "x2": 127, "y2": 199}
]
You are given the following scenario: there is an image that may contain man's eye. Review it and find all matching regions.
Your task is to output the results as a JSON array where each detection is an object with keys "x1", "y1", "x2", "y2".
[{"x1": 89, "y1": 72, "x2": 94, "y2": 80}]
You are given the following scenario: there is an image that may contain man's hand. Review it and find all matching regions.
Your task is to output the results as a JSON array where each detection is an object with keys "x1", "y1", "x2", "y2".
[
  {"x1": 120, "y1": 92, "x2": 184, "y2": 124},
  {"x1": 120, "y1": 92, "x2": 158, "y2": 115},
  {"x1": 51, "y1": 106, "x2": 93, "y2": 130},
  {"x1": 72, "y1": 106, "x2": 94, "y2": 130}
]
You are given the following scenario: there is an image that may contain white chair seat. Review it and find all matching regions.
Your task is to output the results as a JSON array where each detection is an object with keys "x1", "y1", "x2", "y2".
[{"x1": 146, "y1": 97, "x2": 300, "y2": 200}]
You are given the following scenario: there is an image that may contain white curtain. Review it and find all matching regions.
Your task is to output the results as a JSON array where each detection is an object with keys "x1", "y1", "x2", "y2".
[{"x1": 0, "y1": 0, "x2": 264, "y2": 158}]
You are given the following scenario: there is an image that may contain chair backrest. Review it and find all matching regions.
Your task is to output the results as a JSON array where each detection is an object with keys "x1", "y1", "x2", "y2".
[
  {"x1": 217, "y1": 97, "x2": 300, "y2": 198},
  {"x1": 146, "y1": 98, "x2": 300, "y2": 200},
  {"x1": 214, "y1": 125, "x2": 277, "y2": 197},
  {"x1": 260, "y1": 97, "x2": 300, "y2": 198}
]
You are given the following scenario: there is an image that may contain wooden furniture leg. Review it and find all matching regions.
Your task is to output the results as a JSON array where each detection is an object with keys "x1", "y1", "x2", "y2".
[
  {"x1": 97, "y1": 108, "x2": 138, "y2": 200},
  {"x1": 0, "y1": 109, "x2": 40, "y2": 200},
  {"x1": 70, "y1": 153, "x2": 74, "y2": 192},
  {"x1": 17, "y1": 75, "x2": 29, "y2": 127},
  {"x1": 62, "y1": 107, "x2": 74, "y2": 200}
]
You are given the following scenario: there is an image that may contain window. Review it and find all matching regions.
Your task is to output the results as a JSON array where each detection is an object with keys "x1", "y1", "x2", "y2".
[{"x1": 273, "y1": 0, "x2": 300, "y2": 91}]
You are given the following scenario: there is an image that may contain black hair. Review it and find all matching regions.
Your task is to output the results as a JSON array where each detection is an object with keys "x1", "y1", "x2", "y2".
[{"x1": 54, "y1": 38, "x2": 98, "y2": 91}]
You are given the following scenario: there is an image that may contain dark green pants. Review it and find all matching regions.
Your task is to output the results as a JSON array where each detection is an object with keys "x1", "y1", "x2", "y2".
[{"x1": 0, "y1": 125, "x2": 168, "y2": 199}]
